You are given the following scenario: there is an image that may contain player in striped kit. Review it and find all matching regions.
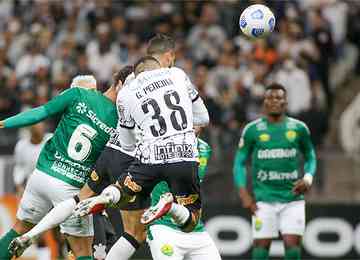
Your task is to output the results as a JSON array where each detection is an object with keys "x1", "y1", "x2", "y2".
[{"x1": 147, "y1": 138, "x2": 221, "y2": 260}]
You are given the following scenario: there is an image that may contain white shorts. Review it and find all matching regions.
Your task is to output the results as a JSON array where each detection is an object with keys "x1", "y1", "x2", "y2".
[
  {"x1": 17, "y1": 169, "x2": 94, "y2": 237},
  {"x1": 148, "y1": 225, "x2": 222, "y2": 260},
  {"x1": 252, "y1": 200, "x2": 305, "y2": 239}
]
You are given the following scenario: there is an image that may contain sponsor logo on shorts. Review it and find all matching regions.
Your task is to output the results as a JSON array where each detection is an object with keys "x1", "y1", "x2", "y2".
[
  {"x1": 93, "y1": 243, "x2": 107, "y2": 259},
  {"x1": 161, "y1": 244, "x2": 174, "y2": 256},
  {"x1": 176, "y1": 194, "x2": 199, "y2": 206},
  {"x1": 124, "y1": 175, "x2": 142, "y2": 193},
  {"x1": 255, "y1": 217, "x2": 262, "y2": 231},
  {"x1": 154, "y1": 142, "x2": 194, "y2": 161},
  {"x1": 90, "y1": 171, "x2": 99, "y2": 181}
]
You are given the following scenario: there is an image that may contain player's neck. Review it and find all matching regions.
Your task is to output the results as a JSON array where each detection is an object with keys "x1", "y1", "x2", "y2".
[
  {"x1": 103, "y1": 88, "x2": 117, "y2": 103},
  {"x1": 266, "y1": 114, "x2": 285, "y2": 124},
  {"x1": 30, "y1": 135, "x2": 43, "y2": 145}
]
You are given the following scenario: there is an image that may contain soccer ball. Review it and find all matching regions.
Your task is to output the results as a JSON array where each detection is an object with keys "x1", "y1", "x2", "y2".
[{"x1": 239, "y1": 4, "x2": 275, "y2": 38}]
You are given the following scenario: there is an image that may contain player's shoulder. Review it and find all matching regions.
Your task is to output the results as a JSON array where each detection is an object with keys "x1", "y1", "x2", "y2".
[
  {"x1": 169, "y1": 67, "x2": 187, "y2": 78},
  {"x1": 287, "y1": 117, "x2": 310, "y2": 134},
  {"x1": 242, "y1": 118, "x2": 264, "y2": 135}
]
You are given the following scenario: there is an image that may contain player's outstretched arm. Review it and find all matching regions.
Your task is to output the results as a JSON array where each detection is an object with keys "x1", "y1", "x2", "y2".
[
  {"x1": 2, "y1": 88, "x2": 78, "y2": 129},
  {"x1": 0, "y1": 120, "x2": 4, "y2": 128}
]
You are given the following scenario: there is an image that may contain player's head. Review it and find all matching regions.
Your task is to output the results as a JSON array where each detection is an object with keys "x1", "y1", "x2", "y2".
[
  {"x1": 146, "y1": 34, "x2": 175, "y2": 68},
  {"x1": 103, "y1": 65, "x2": 134, "y2": 103},
  {"x1": 70, "y1": 75, "x2": 97, "y2": 90},
  {"x1": 112, "y1": 65, "x2": 134, "y2": 91},
  {"x1": 134, "y1": 56, "x2": 161, "y2": 76},
  {"x1": 263, "y1": 83, "x2": 287, "y2": 117}
]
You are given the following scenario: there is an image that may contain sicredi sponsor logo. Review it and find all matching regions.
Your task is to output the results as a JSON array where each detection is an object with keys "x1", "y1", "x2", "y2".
[
  {"x1": 75, "y1": 102, "x2": 115, "y2": 135},
  {"x1": 257, "y1": 148, "x2": 297, "y2": 159}
]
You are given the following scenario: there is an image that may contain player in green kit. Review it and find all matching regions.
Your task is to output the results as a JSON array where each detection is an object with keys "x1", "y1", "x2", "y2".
[
  {"x1": 147, "y1": 138, "x2": 221, "y2": 260},
  {"x1": 0, "y1": 75, "x2": 120, "y2": 260},
  {"x1": 233, "y1": 83, "x2": 317, "y2": 260}
]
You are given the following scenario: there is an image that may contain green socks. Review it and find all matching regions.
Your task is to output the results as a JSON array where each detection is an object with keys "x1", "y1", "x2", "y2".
[
  {"x1": 0, "y1": 229, "x2": 21, "y2": 259},
  {"x1": 252, "y1": 247, "x2": 269, "y2": 259},
  {"x1": 285, "y1": 247, "x2": 301, "y2": 260},
  {"x1": 76, "y1": 256, "x2": 93, "y2": 260}
]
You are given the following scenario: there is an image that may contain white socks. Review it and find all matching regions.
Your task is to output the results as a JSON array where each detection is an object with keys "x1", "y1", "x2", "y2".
[
  {"x1": 25, "y1": 198, "x2": 76, "y2": 238},
  {"x1": 168, "y1": 203, "x2": 190, "y2": 225},
  {"x1": 106, "y1": 236, "x2": 136, "y2": 260}
]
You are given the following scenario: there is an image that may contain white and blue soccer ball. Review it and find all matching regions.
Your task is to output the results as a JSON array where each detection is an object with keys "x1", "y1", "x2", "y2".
[{"x1": 239, "y1": 4, "x2": 275, "y2": 38}]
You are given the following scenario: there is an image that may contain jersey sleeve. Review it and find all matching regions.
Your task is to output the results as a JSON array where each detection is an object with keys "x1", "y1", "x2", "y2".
[
  {"x1": 233, "y1": 124, "x2": 254, "y2": 189},
  {"x1": 171, "y1": 67, "x2": 199, "y2": 102},
  {"x1": 299, "y1": 123, "x2": 317, "y2": 176},
  {"x1": 43, "y1": 88, "x2": 79, "y2": 116},
  {"x1": 4, "y1": 88, "x2": 79, "y2": 129},
  {"x1": 116, "y1": 89, "x2": 135, "y2": 129}
]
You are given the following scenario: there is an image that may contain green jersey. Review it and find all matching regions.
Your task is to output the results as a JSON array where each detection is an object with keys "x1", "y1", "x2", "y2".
[
  {"x1": 4, "y1": 88, "x2": 118, "y2": 188},
  {"x1": 233, "y1": 117, "x2": 316, "y2": 203},
  {"x1": 148, "y1": 138, "x2": 212, "y2": 233}
]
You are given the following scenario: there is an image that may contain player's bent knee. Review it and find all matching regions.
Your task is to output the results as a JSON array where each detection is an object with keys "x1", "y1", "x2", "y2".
[
  {"x1": 78, "y1": 184, "x2": 96, "y2": 201},
  {"x1": 285, "y1": 247, "x2": 301, "y2": 260},
  {"x1": 180, "y1": 209, "x2": 201, "y2": 233},
  {"x1": 123, "y1": 232, "x2": 141, "y2": 249},
  {"x1": 13, "y1": 219, "x2": 34, "y2": 234},
  {"x1": 66, "y1": 235, "x2": 93, "y2": 257}
]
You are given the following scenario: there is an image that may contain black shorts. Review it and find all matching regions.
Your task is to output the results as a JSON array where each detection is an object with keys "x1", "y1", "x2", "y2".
[
  {"x1": 87, "y1": 146, "x2": 150, "y2": 210},
  {"x1": 119, "y1": 161, "x2": 201, "y2": 211}
]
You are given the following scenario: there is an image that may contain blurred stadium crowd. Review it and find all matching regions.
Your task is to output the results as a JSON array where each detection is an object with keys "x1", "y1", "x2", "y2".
[{"x1": 0, "y1": 0, "x2": 360, "y2": 194}]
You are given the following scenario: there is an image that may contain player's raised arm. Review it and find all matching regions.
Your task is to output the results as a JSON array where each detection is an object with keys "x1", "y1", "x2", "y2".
[
  {"x1": 233, "y1": 124, "x2": 257, "y2": 215},
  {"x1": 1, "y1": 88, "x2": 79, "y2": 129}
]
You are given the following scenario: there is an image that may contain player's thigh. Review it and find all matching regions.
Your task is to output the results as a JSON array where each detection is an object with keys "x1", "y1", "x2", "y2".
[
  {"x1": 279, "y1": 200, "x2": 305, "y2": 237},
  {"x1": 16, "y1": 169, "x2": 53, "y2": 224},
  {"x1": 252, "y1": 202, "x2": 278, "y2": 239},
  {"x1": 120, "y1": 209, "x2": 147, "y2": 242},
  {"x1": 118, "y1": 161, "x2": 159, "y2": 200},
  {"x1": 47, "y1": 177, "x2": 94, "y2": 238},
  {"x1": 163, "y1": 161, "x2": 201, "y2": 211},
  {"x1": 185, "y1": 232, "x2": 222, "y2": 260},
  {"x1": 66, "y1": 234, "x2": 93, "y2": 257},
  {"x1": 148, "y1": 225, "x2": 185, "y2": 260}
]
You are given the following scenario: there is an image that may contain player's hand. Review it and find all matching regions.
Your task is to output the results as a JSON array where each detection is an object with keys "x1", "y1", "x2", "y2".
[
  {"x1": 73, "y1": 195, "x2": 109, "y2": 217},
  {"x1": 292, "y1": 179, "x2": 311, "y2": 195},
  {"x1": 0, "y1": 121, "x2": 4, "y2": 128},
  {"x1": 239, "y1": 189, "x2": 258, "y2": 215}
]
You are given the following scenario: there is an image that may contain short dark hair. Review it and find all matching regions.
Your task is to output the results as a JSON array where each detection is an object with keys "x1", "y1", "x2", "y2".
[
  {"x1": 265, "y1": 83, "x2": 287, "y2": 94},
  {"x1": 146, "y1": 34, "x2": 175, "y2": 55},
  {"x1": 134, "y1": 56, "x2": 161, "y2": 75},
  {"x1": 113, "y1": 65, "x2": 134, "y2": 85}
]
